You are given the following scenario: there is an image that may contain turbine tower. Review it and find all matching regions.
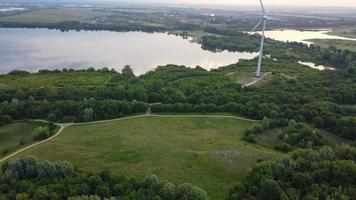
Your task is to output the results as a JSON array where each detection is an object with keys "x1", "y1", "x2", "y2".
[{"x1": 251, "y1": 0, "x2": 268, "y2": 77}]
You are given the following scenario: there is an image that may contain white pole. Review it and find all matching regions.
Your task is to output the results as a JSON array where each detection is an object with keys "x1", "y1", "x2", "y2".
[{"x1": 256, "y1": 19, "x2": 266, "y2": 77}]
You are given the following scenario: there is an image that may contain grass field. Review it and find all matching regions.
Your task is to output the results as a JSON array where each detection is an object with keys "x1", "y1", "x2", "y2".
[
  {"x1": 0, "y1": 122, "x2": 40, "y2": 159},
  {"x1": 307, "y1": 39, "x2": 356, "y2": 52},
  {"x1": 0, "y1": 9, "x2": 108, "y2": 23},
  {"x1": 0, "y1": 71, "x2": 111, "y2": 89},
  {"x1": 12, "y1": 116, "x2": 280, "y2": 199}
]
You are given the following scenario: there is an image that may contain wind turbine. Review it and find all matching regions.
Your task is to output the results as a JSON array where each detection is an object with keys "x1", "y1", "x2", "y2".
[{"x1": 251, "y1": 0, "x2": 268, "y2": 77}]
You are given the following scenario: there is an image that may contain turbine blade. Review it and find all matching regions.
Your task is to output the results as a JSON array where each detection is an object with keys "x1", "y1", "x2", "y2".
[
  {"x1": 260, "y1": 0, "x2": 266, "y2": 14},
  {"x1": 251, "y1": 19, "x2": 262, "y2": 32}
]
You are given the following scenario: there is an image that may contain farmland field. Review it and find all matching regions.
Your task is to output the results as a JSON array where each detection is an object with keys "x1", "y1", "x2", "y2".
[
  {"x1": 12, "y1": 115, "x2": 280, "y2": 199},
  {"x1": 0, "y1": 9, "x2": 108, "y2": 23}
]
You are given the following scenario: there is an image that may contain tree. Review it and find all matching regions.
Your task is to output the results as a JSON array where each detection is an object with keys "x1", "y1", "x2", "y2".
[
  {"x1": 47, "y1": 113, "x2": 58, "y2": 122},
  {"x1": 176, "y1": 183, "x2": 208, "y2": 200},
  {"x1": 96, "y1": 185, "x2": 110, "y2": 198},
  {"x1": 121, "y1": 65, "x2": 135, "y2": 80},
  {"x1": 259, "y1": 179, "x2": 284, "y2": 200},
  {"x1": 83, "y1": 108, "x2": 94, "y2": 122},
  {"x1": 0, "y1": 115, "x2": 12, "y2": 126},
  {"x1": 312, "y1": 116, "x2": 324, "y2": 128},
  {"x1": 262, "y1": 117, "x2": 271, "y2": 130}
]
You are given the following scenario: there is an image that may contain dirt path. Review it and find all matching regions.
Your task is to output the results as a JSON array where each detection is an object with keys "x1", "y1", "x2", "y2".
[
  {"x1": 0, "y1": 124, "x2": 68, "y2": 163},
  {"x1": 0, "y1": 114, "x2": 259, "y2": 164},
  {"x1": 242, "y1": 72, "x2": 271, "y2": 88}
]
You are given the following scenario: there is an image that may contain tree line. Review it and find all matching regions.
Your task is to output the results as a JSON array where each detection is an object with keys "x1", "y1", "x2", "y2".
[
  {"x1": 0, "y1": 157, "x2": 208, "y2": 200},
  {"x1": 229, "y1": 145, "x2": 356, "y2": 200},
  {"x1": 1, "y1": 61, "x2": 355, "y2": 138}
]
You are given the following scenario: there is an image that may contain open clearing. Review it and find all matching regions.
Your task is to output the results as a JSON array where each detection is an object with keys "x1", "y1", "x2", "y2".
[
  {"x1": 12, "y1": 115, "x2": 280, "y2": 199},
  {"x1": 0, "y1": 122, "x2": 39, "y2": 159}
]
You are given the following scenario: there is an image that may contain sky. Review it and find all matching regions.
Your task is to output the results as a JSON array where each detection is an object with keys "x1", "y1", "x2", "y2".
[
  {"x1": 2, "y1": 0, "x2": 356, "y2": 8},
  {"x1": 112, "y1": 0, "x2": 356, "y2": 7}
]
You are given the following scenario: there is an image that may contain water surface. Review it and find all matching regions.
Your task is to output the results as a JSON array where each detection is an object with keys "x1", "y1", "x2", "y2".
[
  {"x1": 0, "y1": 28, "x2": 258, "y2": 75},
  {"x1": 0, "y1": 7, "x2": 25, "y2": 12},
  {"x1": 298, "y1": 61, "x2": 335, "y2": 71},
  {"x1": 262, "y1": 29, "x2": 356, "y2": 45}
]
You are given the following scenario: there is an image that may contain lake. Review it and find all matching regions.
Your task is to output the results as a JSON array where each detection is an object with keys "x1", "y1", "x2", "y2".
[
  {"x1": 0, "y1": 28, "x2": 258, "y2": 75},
  {"x1": 0, "y1": 7, "x2": 26, "y2": 12},
  {"x1": 263, "y1": 29, "x2": 356, "y2": 45}
]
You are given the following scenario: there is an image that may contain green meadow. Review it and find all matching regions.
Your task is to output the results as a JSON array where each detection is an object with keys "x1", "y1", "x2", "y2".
[{"x1": 13, "y1": 115, "x2": 280, "y2": 199}]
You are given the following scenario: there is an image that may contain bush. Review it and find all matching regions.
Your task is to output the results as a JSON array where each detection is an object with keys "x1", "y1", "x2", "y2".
[
  {"x1": 2, "y1": 148, "x2": 9, "y2": 155},
  {"x1": 0, "y1": 115, "x2": 12, "y2": 126},
  {"x1": 32, "y1": 126, "x2": 50, "y2": 141},
  {"x1": 47, "y1": 113, "x2": 58, "y2": 122},
  {"x1": 245, "y1": 133, "x2": 256, "y2": 143},
  {"x1": 176, "y1": 183, "x2": 208, "y2": 200},
  {"x1": 279, "y1": 124, "x2": 325, "y2": 148},
  {"x1": 274, "y1": 143, "x2": 292, "y2": 153}
]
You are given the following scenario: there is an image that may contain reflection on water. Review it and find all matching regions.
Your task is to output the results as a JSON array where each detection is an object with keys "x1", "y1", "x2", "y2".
[
  {"x1": 262, "y1": 29, "x2": 356, "y2": 45},
  {"x1": 298, "y1": 61, "x2": 335, "y2": 71},
  {"x1": 0, "y1": 28, "x2": 258, "y2": 75},
  {"x1": 0, "y1": 7, "x2": 25, "y2": 12}
]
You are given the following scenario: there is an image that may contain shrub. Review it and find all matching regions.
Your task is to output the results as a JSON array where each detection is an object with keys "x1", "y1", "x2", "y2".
[
  {"x1": 274, "y1": 143, "x2": 292, "y2": 153},
  {"x1": 32, "y1": 126, "x2": 50, "y2": 141},
  {"x1": 0, "y1": 115, "x2": 12, "y2": 126},
  {"x1": 2, "y1": 148, "x2": 9, "y2": 155},
  {"x1": 47, "y1": 113, "x2": 58, "y2": 122}
]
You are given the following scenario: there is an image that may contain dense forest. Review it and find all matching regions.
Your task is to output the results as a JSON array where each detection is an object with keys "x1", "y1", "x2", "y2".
[
  {"x1": 229, "y1": 145, "x2": 356, "y2": 200},
  {"x1": 201, "y1": 34, "x2": 356, "y2": 70},
  {"x1": 1, "y1": 58, "x2": 355, "y2": 139},
  {"x1": 0, "y1": 157, "x2": 208, "y2": 200}
]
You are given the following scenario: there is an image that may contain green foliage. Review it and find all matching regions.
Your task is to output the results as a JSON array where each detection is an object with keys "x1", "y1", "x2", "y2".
[
  {"x1": 0, "y1": 157, "x2": 208, "y2": 200},
  {"x1": 32, "y1": 126, "x2": 50, "y2": 141},
  {"x1": 0, "y1": 115, "x2": 12, "y2": 126},
  {"x1": 176, "y1": 183, "x2": 208, "y2": 200},
  {"x1": 0, "y1": 58, "x2": 355, "y2": 139},
  {"x1": 83, "y1": 108, "x2": 94, "y2": 122},
  {"x1": 0, "y1": 100, "x2": 148, "y2": 123},
  {"x1": 47, "y1": 113, "x2": 58, "y2": 122},
  {"x1": 121, "y1": 65, "x2": 135, "y2": 81},
  {"x1": 229, "y1": 145, "x2": 356, "y2": 200},
  {"x1": 244, "y1": 117, "x2": 284, "y2": 143},
  {"x1": 201, "y1": 35, "x2": 259, "y2": 52},
  {"x1": 278, "y1": 124, "x2": 326, "y2": 149},
  {"x1": 274, "y1": 142, "x2": 292, "y2": 153}
]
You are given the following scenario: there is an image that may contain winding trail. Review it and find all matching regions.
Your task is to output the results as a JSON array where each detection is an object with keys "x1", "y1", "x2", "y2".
[
  {"x1": 0, "y1": 114, "x2": 259, "y2": 164},
  {"x1": 0, "y1": 124, "x2": 68, "y2": 163}
]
